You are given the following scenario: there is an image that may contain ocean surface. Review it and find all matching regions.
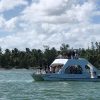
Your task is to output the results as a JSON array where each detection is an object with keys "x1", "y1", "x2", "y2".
[{"x1": 0, "y1": 69, "x2": 100, "y2": 100}]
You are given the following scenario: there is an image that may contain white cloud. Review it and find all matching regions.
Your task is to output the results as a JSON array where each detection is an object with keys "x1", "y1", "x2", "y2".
[
  {"x1": 0, "y1": 0, "x2": 100, "y2": 50},
  {"x1": 0, "y1": 15, "x2": 5, "y2": 28},
  {"x1": 0, "y1": 15, "x2": 17, "y2": 31},
  {"x1": 21, "y1": 0, "x2": 95, "y2": 24},
  {"x1": 1, "y1": 22, "x2": 100, "y2": 50},
  {"x1": 5, "y1": 17, "x2": 18, "y2": 31},
  {"x1": 93, "y1": 11, "x2": 100, "y2": 16},
  {"x1": 0, "y1": 30, "x2": 46, "y2": 50},
  {"x1": 0, "y1": 0, "x2": 28, "y2": 12}
]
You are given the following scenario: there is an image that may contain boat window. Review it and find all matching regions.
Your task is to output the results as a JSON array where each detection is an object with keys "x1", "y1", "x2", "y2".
[
  {"x1": 65, "y1": 65, "x2": 82, "y2": 74},
  {"x1": 85, "y1": 65, "x2": 90, "y2": 73},
  {"x1": 85, "y1": 65, "x2": 90, "y2": 69}
]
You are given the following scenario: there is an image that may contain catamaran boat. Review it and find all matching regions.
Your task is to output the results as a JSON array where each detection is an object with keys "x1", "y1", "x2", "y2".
[{"x1": 32, "y1": 58, "x2": 100, "y2": 81}]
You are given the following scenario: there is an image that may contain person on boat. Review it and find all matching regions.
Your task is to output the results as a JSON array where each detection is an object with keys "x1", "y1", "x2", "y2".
[
  {"x1": 39, "y1": 66, "x2": 42, "y2": 74},
  {"x1": 74, "y1": 50, "x2": 79, "y2": 59},
  {"x1": 55, "y1": 65, "x2": 62, "y2": 73},
  {"x1": 45, "y1": 66, "x2": 50, "y2": 73},
  {"x1": 50, "y1": 66, "x2": 56, "y2": 73},
  {"x1": 71, "y1": 50, "x2": 75, "y2": 59},
  {"x1": 55, "y1": 66, "x2": 58, "y2": 73},
  {"x1": 67, "y1": 50, "x2": 76, "y2": 59},
  {"x1": 67, "y1": 51, "x2": 71, "y2": 59}
]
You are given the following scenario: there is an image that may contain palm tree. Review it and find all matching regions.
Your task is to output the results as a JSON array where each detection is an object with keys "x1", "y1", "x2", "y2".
[{"x1": 60, "y1": 43, "x2": 69, "y2": 56}]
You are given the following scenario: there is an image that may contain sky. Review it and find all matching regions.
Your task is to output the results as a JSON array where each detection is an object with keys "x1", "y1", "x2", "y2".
[{"x1": 0, "y1": 0, "x2": 100, "y2": 50}]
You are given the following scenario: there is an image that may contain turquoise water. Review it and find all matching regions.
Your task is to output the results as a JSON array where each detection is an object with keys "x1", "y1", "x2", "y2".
[{"x1": 0, "y1": 70, "x2": 100, "y2": 100}]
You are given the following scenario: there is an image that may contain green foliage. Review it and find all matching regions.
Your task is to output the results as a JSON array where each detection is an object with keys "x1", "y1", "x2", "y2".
[
  {"x1": 0, "y1": 42, "x2": 100, "y2": 69},
  {"x1": 60, "y1": 43, "x2": 69, "y2": 55}
]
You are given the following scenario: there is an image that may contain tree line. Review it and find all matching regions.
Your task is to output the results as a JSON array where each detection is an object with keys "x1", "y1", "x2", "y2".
[{"x1": 0, "y1": 42, "x2": 100, "y2": 69}]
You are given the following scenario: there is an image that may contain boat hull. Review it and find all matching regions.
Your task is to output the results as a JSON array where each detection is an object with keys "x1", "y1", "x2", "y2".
[
  {"x1": 32, "y1": 74, "x2": 100, "y2": 82},
  {"x1": 32, "y1": 74, "x2": 44, "y2": 81}
]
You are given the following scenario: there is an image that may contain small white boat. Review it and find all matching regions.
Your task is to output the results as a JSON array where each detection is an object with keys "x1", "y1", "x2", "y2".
[{"x1": 32, "y1": 58, "x2": 100, "y2": 81}]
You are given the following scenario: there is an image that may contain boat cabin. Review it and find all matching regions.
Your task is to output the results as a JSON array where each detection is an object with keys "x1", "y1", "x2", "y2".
[{"x1": 49, "y1": 58, "x2": 98, "y2": 78}]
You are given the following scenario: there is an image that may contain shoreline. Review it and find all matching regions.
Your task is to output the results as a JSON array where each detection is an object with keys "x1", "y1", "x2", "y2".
[{"x1": 0, "y1": 68, "x2": 33, "y2": 70}]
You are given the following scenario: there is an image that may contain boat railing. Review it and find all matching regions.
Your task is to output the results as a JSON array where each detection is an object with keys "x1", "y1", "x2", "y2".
[{"x1": 33, "y1": 68, "x2": 46, "y2": 74}]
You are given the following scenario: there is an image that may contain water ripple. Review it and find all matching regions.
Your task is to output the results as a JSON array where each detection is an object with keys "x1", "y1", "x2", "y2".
[{"x1": 0, "y1": 70, "x2": 100, "y2": 100}]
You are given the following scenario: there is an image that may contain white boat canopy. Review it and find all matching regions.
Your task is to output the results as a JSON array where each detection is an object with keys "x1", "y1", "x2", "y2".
[{"x1": 51, "y1": 59, "x2": 68, "y2": 66}]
